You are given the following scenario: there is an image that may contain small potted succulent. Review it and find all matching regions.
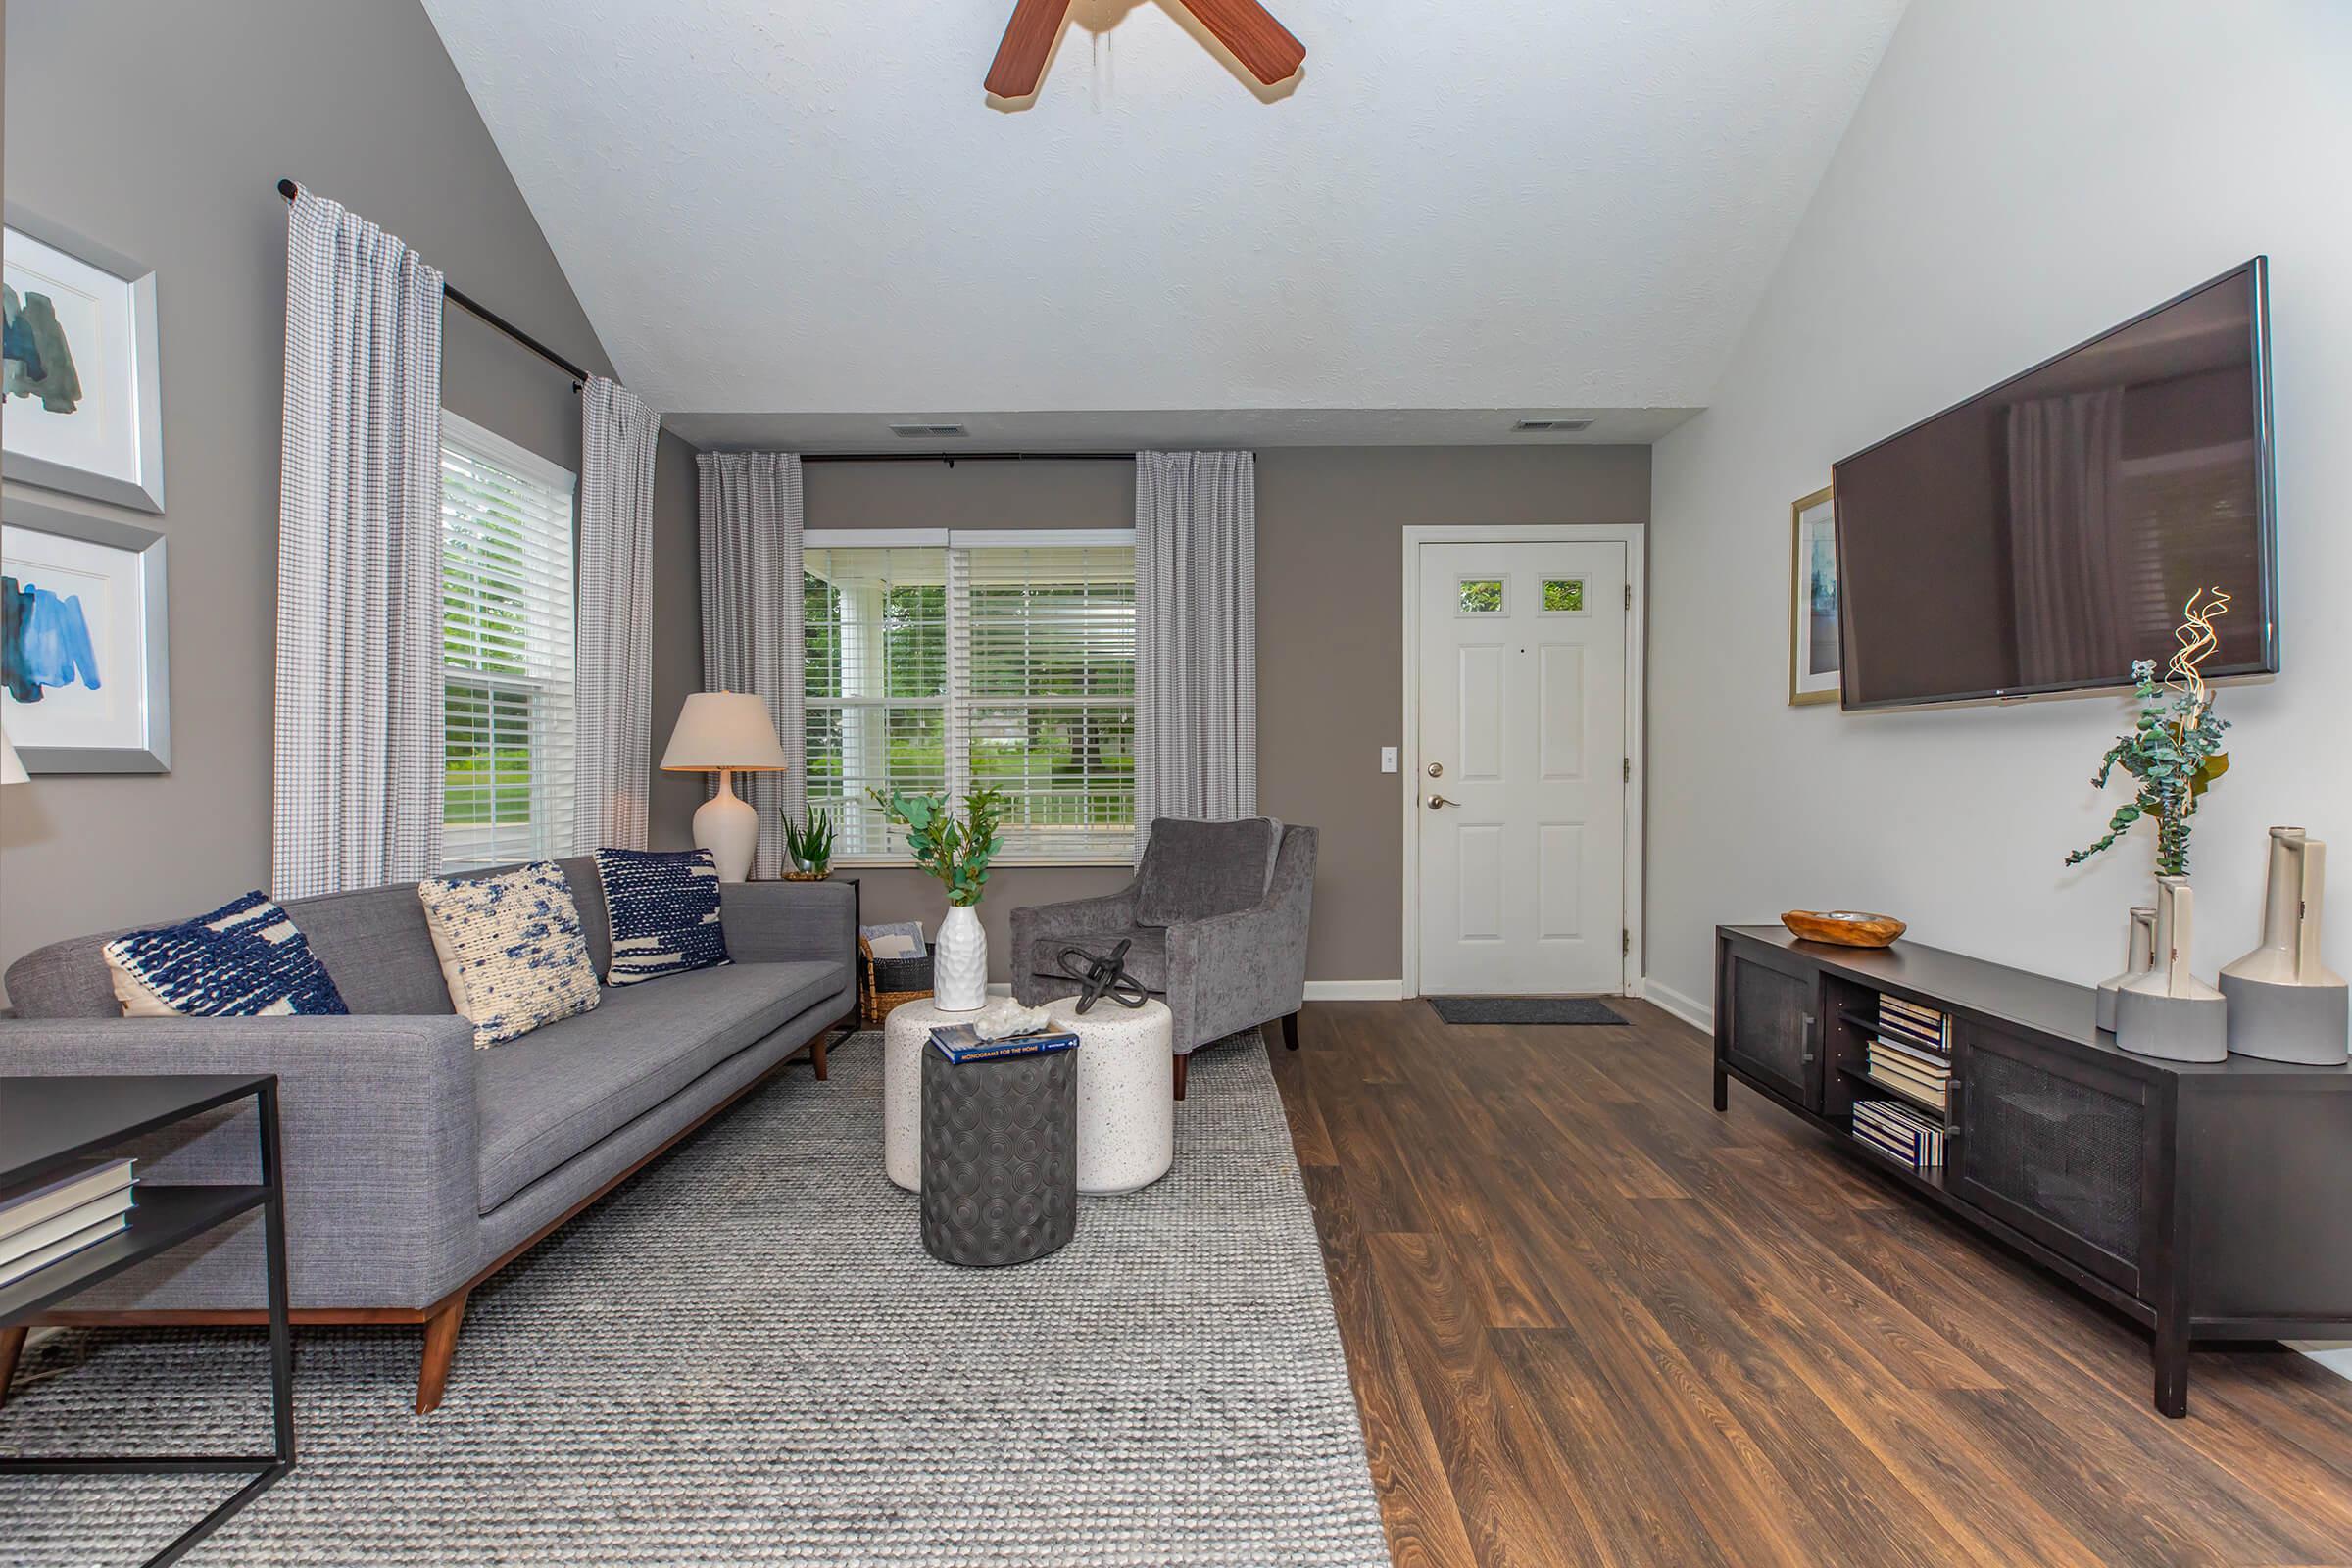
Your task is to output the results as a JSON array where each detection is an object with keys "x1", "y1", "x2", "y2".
[{"x1": 780, "y1": 804, "x2": 834, "y2": 881}]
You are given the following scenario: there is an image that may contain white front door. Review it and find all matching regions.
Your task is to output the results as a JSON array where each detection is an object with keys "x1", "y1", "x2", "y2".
[{"x1": 1415, "y1": 540, "x2": 1629, "y2": 995}]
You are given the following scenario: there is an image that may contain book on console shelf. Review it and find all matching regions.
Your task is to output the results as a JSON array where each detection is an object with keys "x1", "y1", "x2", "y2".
[
  {"x1": 1869, "y1": 1034, "x2": 1951, "y2": 1073},
  {"x1": 0, "y1": 1157, "x2": 136, "y2": 1287},
  {"x1": 1852, "y1": 1099, "x2": 1946, "y2": 1168},
  {"x1": 927, "y1": 1023, "x2": 1080, "y2": 1065},
  {"x1": 1875, "y1": 997, "x2": 1953, "y2": 1053},
  {"x1": 1866, "y1": 1042, "x2": 1951, "y2": 1082},
  {"x1": 1863, "y1": 1064, "x2": 1949, "y2": 1111}
]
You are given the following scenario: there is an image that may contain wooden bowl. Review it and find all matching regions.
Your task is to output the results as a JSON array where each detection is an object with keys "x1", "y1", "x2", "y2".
[{"x1": 1781, "y1": 909, "x2": 1905, "y2": 948}]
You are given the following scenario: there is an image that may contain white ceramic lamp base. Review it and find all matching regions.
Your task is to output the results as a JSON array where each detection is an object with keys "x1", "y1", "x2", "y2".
[{"x1": 694, "y1": 771, "x2": 759, "y2": 882}]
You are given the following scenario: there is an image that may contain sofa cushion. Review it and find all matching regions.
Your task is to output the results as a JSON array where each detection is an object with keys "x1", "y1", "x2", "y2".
[
  {"x1": 1134, "y1": 817, "x2": 1280, "y2": 926},
  {"x1": 101, "y1": 892, "x2": 350, "y2": 1017},
  {"x1": 473, "y1": 959, "x2": 846, "y2": 1211},
  {"x1": 1024, "y1": 926, "x2": 1167, "y2": 994},
  {"x1": 594, "y1": 847, "x2": 731, "y2": 985}
]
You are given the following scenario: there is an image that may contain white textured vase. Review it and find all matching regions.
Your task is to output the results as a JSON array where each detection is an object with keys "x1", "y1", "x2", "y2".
[{"x1": 934, "y1": 904, "x2": 988, "y2": 1012}]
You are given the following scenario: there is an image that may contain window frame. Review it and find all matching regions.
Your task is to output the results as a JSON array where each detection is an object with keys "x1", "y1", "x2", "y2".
[
  {"x1": 437, "y1": 410, "x2": 579, "y2": 874},
  {"x1": 804, "y1": 526, "x2": 1137, "y2": 868}
]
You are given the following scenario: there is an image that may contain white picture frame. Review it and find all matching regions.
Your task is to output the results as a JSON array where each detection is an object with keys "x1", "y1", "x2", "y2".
[
  {"x1": 3, "y1": 206, "x2": 166, "y2": 513},
  {"x1": 2, "y1": 492, "x2": 171, "y2": 772}
]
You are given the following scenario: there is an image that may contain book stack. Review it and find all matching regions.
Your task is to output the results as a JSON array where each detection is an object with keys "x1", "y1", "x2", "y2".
[
  {"x1": 1867, "y1": 997, "x2": 1953, "y2": 1111},
  {"x1": 928, "y1": 1022, "x2": 1080, "y2": 1065},
  {"x1": 1852, "y1": 1100, "x2": 1946, "y2": 1169},
  {"x1": 1, "y1": 1158, "x2": 136, "y2": 1289}
]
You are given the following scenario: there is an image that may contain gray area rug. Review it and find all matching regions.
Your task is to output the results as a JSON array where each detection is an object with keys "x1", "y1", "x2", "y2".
[
  {"x1": 0, "y1": 1032, "x2": 1388, "y2": 1567},
  {"x1": 1428, "y1": 995, "x2": 1628, "y2": 1026}
]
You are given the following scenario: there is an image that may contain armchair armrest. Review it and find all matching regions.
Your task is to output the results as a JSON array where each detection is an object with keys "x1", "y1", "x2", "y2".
[
  {"x1": 719, "y1": 879, "x2": 858, "y2": 970},
  {"x1": 1009, "y1": 884, "x2": 1140, "y2": 1004},
  {"x1": 0, "y1": 1014, "x2": 482, "y2": 1307},
  {"x1": 1166, "y1": 901, "x2": 1311, "y2": 1048}
]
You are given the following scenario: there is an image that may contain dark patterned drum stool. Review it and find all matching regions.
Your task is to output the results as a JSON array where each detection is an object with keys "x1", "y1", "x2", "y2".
[{"x1": 919, "y1": 1044, "x2": 1078, "y2": 1267}]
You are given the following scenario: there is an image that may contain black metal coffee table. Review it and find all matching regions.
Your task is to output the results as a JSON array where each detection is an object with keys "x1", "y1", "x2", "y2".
[{"x1": 0, "y1": 1073, "x2": 294, "y2": 1567}]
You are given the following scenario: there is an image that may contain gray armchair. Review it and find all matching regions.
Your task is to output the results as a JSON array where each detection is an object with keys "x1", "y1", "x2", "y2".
[{"x1": 1012, "y1": 818, "x2": 1315, "y2": 1098}]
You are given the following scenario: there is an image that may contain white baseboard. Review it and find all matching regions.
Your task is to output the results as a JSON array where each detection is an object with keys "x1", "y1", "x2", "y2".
[
  {"x1": 1642, "y1": 976, "x2": 1713, "y2": 1033},
  {"x1": 2287, "y1": 1341, "x2": 2352, "y2": 1387},
  {"x1": 1303, "y1": 979, "x2": 1406, "y2": 1003}
]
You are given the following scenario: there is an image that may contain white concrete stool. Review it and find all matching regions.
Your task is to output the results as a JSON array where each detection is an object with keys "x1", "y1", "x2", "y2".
[
  {"x1": 882, "y1": 996, "x2": 973, "y2": 1192},
  {"x1": 1066, "y1": 998, "x2": 1174, "y2": 1194}
]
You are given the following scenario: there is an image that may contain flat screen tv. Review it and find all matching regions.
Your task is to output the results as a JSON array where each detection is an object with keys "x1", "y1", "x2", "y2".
[{"x1": 1832, "y1": 259, "x2": 2277, "y2": 710}]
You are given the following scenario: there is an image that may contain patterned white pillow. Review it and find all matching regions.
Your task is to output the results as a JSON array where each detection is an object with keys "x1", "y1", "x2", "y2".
[{"x1": 416, "y1": 862, "x2": 600, "y2": 1047}]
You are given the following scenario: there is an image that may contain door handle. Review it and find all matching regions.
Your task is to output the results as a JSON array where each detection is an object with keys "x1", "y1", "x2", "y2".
[{"x1": 1427, "y1": 794, "x2": 1457, "y2": 809}]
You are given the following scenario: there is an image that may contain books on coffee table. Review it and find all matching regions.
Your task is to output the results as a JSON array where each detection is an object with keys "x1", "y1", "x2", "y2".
[
  {"x1": 0, "y1": 1156, "x2": 136, "y2": 1287},
  {"x1": 928, "y1": 1023, "x2": 1080, "y2": 1065}
]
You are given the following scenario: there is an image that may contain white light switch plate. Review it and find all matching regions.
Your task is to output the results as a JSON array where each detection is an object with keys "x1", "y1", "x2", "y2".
[{"x1": 1380, "y1": 746, "x2": 1399, "y2": 773}]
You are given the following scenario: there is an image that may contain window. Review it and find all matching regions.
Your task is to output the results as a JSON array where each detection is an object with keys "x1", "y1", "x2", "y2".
[
  {"x1": 804, "y1": 530, "x2": 1135, "y2": 864},
  {"x1": 439, "y1": 413, "x2": 577, "y2": 871}
]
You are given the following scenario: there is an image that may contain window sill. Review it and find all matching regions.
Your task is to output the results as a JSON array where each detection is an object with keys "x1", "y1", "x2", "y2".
[{"x1": 829, "y1": 857, "x2": 1136, "y2": 871}]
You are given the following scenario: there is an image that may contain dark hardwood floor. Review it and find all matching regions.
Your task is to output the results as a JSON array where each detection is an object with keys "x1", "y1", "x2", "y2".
[{"x1": 1269, "y1": 999, "x2": 2352, "y2": 1568}]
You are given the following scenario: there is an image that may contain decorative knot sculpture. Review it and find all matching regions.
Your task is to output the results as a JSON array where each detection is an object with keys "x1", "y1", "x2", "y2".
[{"x1": 1055, "y1": 939, "x2": 1152, "y2": 1013}]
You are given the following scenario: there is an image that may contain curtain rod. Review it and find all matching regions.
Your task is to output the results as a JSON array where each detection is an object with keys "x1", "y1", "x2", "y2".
[
  {"x1": 796, "y1": 451, "x2": 1134, "y2": 465},
  {"x1": 276, "y1": 179, "x2": 595, "y2": 392}
]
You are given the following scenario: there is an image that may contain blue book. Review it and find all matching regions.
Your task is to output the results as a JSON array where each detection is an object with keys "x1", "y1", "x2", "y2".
[{"x1": 927, "y1": 1024, "x2": 1080, "y2": 1065}]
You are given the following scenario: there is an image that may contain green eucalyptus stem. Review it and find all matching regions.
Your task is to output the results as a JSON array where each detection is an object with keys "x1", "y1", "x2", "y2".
[
  {"x1": 869, "y1": 788, "x2": 1007, "y2": 907},
  {"x1": 2065, "y1": 658, "x2": 2229, "y2": 879}
]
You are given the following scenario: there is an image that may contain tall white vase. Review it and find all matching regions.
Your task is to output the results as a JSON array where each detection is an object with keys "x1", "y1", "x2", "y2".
[
  {"x1": 934, "y1": 904, "x2": 989, "y2": 1012},
  {"x1": 2113, "y1": 875, "x2": 2228, "y2": 1062},
  {"x1": 2222, "y1": 827, "x2": 2349, "y2": 1063},
  {"x1": 2095, "y1": 905, "x2": 2158, "y2": 1034}
]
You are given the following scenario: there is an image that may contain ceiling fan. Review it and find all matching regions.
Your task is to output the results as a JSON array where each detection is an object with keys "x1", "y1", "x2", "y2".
[{"x1": 986, "y1": 0, "x2": 1305, "y2": 98}]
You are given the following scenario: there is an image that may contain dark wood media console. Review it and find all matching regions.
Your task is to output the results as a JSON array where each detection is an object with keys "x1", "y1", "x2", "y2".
[{"x1": 1713, "y1": 923, "x2": 2352, "y2": 1417}]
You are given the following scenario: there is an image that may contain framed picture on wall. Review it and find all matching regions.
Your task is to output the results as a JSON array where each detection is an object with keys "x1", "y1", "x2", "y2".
[
  {"x1": 2, "y1": 491, "x2": 171, "y2": 772},
  {"x1": 3, "y1": 206, "x2": 166, "y2": 513},
  {"x1": 1788, "y1": 484, "x2": 1839, "y2": 706}
]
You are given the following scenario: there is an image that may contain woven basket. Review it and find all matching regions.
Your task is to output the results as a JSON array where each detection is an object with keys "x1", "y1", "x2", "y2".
[{"x1": 860, "y1": 938, "x2": 935, "y2": 1029}]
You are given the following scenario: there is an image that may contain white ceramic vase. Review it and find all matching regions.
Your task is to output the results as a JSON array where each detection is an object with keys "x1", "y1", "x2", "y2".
[
  {"x1": 2113, "y1": 875, "x2": 2228, "y2": 1062},
  {"x1": 934, "y1": 904, "x2": 989, "y2": 1012},
  {"x1": 2221, "y1": 827, "x2": 2349, "y2": 1063}
]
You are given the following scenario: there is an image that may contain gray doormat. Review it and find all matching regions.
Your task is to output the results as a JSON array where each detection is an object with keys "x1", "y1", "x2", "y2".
[
  {"x1": 0, "y1": 1032, "x2": 1387, "y2": 1567},
  {"x1": 1429, "y1": 995, "x2": 1628, "y2": 1026}
]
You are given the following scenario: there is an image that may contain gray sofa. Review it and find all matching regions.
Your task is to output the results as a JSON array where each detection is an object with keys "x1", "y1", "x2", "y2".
[
  {"x1": 1011, "y1": 818, "x2": 1315, "y2": 1098},
  {"x1": 0, "y1": 858, "x2": 854, "y2": 1412}
]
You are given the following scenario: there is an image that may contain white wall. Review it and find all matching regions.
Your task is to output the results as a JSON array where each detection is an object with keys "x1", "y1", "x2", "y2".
[{"x1": 1646, "y1": 0, "x2": 2352, "y2": 1023}]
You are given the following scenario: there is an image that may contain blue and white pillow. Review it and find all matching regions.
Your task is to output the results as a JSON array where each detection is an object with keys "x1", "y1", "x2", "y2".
[
  {"x1": 594, "y1": 848, "x2": 731, "y2": 986},
  {"x1": 102, "y1": 892, "x2": 350, "y2": 1018},
  {"x1": 417, "y1": 862, "x2": 601, "y2": 1048}
]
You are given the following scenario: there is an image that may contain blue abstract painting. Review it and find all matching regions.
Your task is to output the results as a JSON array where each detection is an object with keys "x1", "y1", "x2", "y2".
[{"x1": 0, "y1": 571, "x2": 101, "y2": 704}]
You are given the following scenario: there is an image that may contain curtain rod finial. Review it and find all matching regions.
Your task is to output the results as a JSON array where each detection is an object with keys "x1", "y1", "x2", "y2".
[{"x1": 277, "y1": 178, "x2": 299, "y2": 202}]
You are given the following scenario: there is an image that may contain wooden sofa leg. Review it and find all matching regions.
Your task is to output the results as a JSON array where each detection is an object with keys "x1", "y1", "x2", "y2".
[
  {"x1": 1173, "y1": 1053, "x2": 1189, "y2": 1101},
  {"x1": 1281, "y1": 1010, "x2": 1301, "y2": 1051},
  {"x1": 0, "y1": 1324, "x2": 24, "y2": 1408},
  {"x1": 416, "y1": 1288, "x2": 471, "y2": 1415},
  {"x1": 810, "y1": 1031, "x2": 830, "y2": 1082}
]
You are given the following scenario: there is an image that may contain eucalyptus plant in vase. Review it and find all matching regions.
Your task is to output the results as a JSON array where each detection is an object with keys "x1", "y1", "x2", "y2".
[
  {"x1": 2065, "y1": 588, "x2": 2233, "y2": 1059},
  {"x1": 870, "y1": 787, "x2": 1006, "y2": 1011}
]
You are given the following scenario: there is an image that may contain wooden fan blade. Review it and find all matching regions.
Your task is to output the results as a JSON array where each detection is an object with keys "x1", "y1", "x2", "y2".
[
  {"x1": 1181, "y1": 0, "x2": 1305, "y2": 85},
  {"x1": 986, "y1": 0, "x2": 1076, "y2": 98}
]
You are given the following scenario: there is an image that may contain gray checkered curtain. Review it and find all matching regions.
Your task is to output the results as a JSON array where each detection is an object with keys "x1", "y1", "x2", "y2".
[
  {"x1": 272, "y1": 187, "x2": 445, "y2": 898},
  {"x1": 1135, "y1": 451, "x2": 1257, "y2": 838},
  {"x1": 574, "y1": 378, "x2": 662, "y2": 853},
  {"x1": 696, "y1": 452, "x2": 805, "y2": 879}
]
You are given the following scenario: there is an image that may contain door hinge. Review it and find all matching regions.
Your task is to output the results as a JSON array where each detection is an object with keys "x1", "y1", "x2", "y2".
[
  {"x1": 1622, "y1": 928, "x2": 1632, "y2": 956},
  {"x1": 1622, "y1": 757, "x2": 1632, "y2": 783},
  {"x1": 1624, "y1": 582, "x2": 1633, "y2": 610}
]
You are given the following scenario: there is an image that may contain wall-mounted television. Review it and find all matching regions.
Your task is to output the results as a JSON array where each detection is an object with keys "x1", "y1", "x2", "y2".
[{"x1": 1832, "y1": 259, "x2": 2277, "y2": 710}]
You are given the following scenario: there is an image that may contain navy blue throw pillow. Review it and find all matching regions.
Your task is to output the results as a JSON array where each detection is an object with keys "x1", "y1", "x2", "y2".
[
  {"x1": 101, "y1": 892, "x2": 350, "y2": 1017},
  {"x1": 594, "y1": 848, "x2": 732, "y2": 985}
]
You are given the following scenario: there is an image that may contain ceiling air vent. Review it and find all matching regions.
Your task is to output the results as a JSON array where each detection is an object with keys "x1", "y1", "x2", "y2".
[
  {"x1": 1512, "y1": 417, "x2": 1594, "y2": 433},
  {"x1": 888, "y1": 422, "x2": 968, "y2": 438}
]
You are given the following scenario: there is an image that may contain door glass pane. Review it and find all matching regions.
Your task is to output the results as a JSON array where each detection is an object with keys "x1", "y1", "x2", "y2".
[
  {"x1": 1458, "y1": 578, "x2": 1504, "y2": 613},
  {"x1": 1543, "y1": 578, "x2": 1586, "y2": 612}
]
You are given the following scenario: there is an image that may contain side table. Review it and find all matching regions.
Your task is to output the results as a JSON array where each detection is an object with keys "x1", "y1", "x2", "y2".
[
  {"x1": 0, "y1": 1074, "x2": 294, "y2": 1568},
  {"x1": 1067, "y1": 998, "x2": 1174, "y2": 1194},
  {"x1": 882, "y1": 995, "x2": 978, "y2": 1191}
]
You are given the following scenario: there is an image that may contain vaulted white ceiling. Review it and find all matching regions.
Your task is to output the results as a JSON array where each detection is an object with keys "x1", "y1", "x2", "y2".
[{"x1": 422, "y1": 0, "x2": 1907, "y2": 445}]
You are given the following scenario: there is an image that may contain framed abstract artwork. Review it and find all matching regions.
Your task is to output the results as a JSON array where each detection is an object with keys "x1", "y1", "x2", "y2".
[
  {"x1": 1, "y1": 492, "x2": 171, "y2": 772},
  {"x1": 1788, "y1": 483, "x2": 1840, "y2": 706},
  {"x1": 3, "y1": 205, "x2": 165, "y2": 513}
]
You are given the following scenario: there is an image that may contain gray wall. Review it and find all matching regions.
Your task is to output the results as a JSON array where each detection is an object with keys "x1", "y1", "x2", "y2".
[
  {"x1": 798, "y1": 446, "x2": 1652, "y2": 983},
  {"x1": 0, "y1": 0, "x2": 701, "y2": 987}
]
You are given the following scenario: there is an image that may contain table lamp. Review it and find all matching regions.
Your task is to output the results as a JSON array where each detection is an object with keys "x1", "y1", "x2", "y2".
[{"x1": 660, "y1": 692, "x2": 788, "y2": 881}]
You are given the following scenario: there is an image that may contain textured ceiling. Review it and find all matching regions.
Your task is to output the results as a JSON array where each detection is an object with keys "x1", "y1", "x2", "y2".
[{"x1": 421, "y1": 0, "x2": 1907, "y2": 439}]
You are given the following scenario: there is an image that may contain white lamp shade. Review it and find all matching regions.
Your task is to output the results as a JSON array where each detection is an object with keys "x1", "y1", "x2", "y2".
[
  {"x1": 0, "y1": 729, "x2": 26, "y2": 786},
  {"x1": 661, "y1": 691, "x2": 789, "y2": 772}
]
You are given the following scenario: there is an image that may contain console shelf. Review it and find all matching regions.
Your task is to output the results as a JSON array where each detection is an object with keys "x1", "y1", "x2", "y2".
[{"x1": 1714, "y1": 923, "x2": 2352, "y2": 1418}]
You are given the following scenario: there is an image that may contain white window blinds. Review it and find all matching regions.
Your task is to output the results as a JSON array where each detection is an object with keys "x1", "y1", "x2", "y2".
[
  {"x1": 805, "y1": 530, "x2": 1135, "y2": 864},
  {"x1": 439, "y1": 413, "x2": 578, "y2": 871}
]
